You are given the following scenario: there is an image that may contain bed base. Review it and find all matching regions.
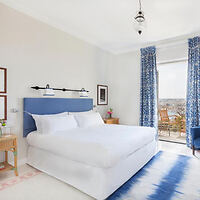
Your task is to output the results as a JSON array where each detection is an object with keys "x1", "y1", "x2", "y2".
[{"x1": 27, "y1": 140, "x2": 157, "y2": 200}]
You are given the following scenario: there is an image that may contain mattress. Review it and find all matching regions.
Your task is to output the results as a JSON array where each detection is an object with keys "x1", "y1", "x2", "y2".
[{"x1": 27, "y1": 124, "x2": 156, "y2": 168}]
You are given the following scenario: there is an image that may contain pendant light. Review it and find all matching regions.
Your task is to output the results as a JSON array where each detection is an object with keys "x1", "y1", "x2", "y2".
[{"x1": 134, "y1": 0, "x2": 145, "y2": 35}]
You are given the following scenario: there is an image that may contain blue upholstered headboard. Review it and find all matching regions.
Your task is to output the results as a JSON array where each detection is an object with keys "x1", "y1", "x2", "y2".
[{"x1": 23, "y1": 98, "x2": 93, "y2": 137}]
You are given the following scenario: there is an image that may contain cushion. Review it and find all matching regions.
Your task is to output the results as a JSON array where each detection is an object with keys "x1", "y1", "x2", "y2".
[
  {"x1": 194, "y1": 138, "x2": 200, "y2": 149},
  {"x1": 32, "y1": 112, "x2": 68, "y2": 133},
  {"x1": 74, "y1": 112, "x2": 104, "y2": 128},
  {"x1": 69, "y1": 110, "x2": 94, "y2": 115},
  {"x1": 41, "y1": 115, "x2": 78, "y2": 134}
]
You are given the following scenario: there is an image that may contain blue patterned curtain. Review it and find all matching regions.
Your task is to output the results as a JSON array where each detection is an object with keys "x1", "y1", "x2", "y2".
[
  {"x1": 186, "y1": 36, "x2": 200, "y2": 147},
  {"x1": 140, "y1": 46, "x2": 158, "y2": 129}
]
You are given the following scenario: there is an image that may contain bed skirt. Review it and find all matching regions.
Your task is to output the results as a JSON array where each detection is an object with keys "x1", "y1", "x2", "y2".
[{"x1": 27, "y1": 139, "x2": 157, "y2": 200}]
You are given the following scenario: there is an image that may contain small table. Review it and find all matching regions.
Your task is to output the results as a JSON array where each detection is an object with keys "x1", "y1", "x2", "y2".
[
  {"x1": 104, "y1": 118, "x2": 119, "y2": 124},
  {"x1": 0, "y1": 134, "x2": 18, "y2": 176}
]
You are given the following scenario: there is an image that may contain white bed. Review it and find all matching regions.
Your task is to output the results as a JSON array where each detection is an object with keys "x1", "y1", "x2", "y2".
[{"x1": 26, "y1": 124, "x2": 157, "y2": 200}]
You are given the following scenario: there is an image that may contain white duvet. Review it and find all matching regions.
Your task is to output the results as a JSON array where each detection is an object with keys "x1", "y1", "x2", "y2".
[{"x1": 27, "y1": 124, "x2": 156, "y2": 168}]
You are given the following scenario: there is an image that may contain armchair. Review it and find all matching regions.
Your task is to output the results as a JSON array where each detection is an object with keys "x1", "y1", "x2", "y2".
[{"x1": 191, "y1": 127, "x2": 200, "y2": 155}]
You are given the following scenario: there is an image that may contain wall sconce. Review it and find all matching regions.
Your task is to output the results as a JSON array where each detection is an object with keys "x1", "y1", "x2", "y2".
[
  {"x1": 79, "y1": 88, "x2": 89, "y2": 98},
  {"x1": 43, "y1": 84, "x2": 55, "y2": 96}
]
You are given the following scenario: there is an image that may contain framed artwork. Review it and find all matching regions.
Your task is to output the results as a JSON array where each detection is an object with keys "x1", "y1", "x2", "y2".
[
  {"x1": 0, "y1": 67, "x2": 7, "y2": 93},
  {"x1": 0, "y1": 95, "x2": 7, "y2": 120},
  {"x1": 97, "y1": 85, "x2": 108, "y2": 105}
]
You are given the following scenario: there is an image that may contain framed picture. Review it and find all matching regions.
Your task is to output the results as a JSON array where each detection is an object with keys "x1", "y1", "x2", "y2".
[
  {"x1": 0, "y1": 95, "x2": 7, "y2": 120},
  {"x1": 0, "y1": 67, "x2": 7, "y2": 93},
  {"x1": 97, "y1": 85, "x2": 108, "y2": 105}
]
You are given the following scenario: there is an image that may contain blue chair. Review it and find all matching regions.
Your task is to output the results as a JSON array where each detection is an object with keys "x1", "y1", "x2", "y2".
[{"x1": 191, "y1": 127, "x2": 200, "y2": 155}]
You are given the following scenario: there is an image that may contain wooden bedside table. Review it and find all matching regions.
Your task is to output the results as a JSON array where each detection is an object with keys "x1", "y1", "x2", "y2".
[
  {"x1": 104, "y1": 118, "x2": 119, "y2": 124},
  {"x1": 0, "y1": 134, "x2": 18, "y2": 176}
]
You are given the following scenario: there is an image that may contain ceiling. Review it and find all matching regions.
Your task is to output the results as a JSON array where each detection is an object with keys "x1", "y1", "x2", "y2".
[{"x1": 1, "y1": 0, "x2": 200, "y2": 54}]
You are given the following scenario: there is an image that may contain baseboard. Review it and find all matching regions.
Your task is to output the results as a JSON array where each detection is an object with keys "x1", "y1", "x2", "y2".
[
  {"x1": 10, "y1": 158, "x2": 27, "y2": 167},
  {"x1": 18, "y1": 158, "x2": 27, "y2": 166}
]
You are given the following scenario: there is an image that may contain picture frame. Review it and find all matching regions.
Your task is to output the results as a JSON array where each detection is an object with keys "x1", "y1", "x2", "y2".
[
  {"x1": 97, "y1": 85, "x2": 108, "y2": 105},
  {"x1": 0, "y1": 67, "x2": 7, "y2": 93},
  {"x1": 0, "y1": 95, "x2": 7, "y2": 120}
]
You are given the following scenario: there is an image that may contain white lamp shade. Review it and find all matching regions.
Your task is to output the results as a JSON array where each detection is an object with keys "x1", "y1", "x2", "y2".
[{"x1": 43, "y1": 88, "x2": 55, "y2": 96}]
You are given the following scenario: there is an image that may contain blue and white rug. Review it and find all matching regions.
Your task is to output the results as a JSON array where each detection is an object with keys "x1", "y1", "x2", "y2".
[{"x1": 107, "y1": 151, "x2": 200, "y2": 200}]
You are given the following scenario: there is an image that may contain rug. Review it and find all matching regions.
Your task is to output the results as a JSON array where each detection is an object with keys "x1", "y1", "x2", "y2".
[
  {"x1": 0, "y1": 168, "x2": 41, "y2": 191},
  {"x1": 0, "y1": 167, "x2": 93, "y2": 200},
  {"x1": 107, "y1": 151, "x2": 200, "y2": 200}
]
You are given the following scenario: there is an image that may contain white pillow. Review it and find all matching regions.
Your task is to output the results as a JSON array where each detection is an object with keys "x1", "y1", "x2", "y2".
[
  {"x1": 74, "y1": 112, "x2": 104, "y2": 128},
  {"x1": 41, "y1": 115, "x2": 78, "y2": 134},
  {"x1": 69, "y1": 110, "x2": 94, "y2": 115},
  {"x1": 32, "y1": 112, "x2": 68, "y2": 133}
]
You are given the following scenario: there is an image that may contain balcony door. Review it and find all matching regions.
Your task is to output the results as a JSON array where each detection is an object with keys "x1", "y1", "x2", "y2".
[{"x1": 158, "y1": 60, "x2": 187, "y2": 144}]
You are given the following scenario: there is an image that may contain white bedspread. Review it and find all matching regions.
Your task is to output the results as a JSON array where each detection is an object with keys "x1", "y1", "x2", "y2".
[{"x1": 27, "y1": 124, "x2": 156, "y2": 168}]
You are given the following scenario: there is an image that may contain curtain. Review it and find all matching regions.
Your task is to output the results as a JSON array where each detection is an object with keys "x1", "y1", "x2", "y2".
[
  {"x1": 186, "y1": 36, "x2": 200, "y2": 147},
  {"x1": 140, "y1": 46, "x2": 158, "y2": 129}
]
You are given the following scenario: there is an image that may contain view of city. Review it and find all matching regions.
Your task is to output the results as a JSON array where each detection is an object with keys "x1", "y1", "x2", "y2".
[
  {"x1": 159, "y1": 98, "x2": 185, "y2": 117},
  {"x1": 158, "y1": 98, "x2": 186, "y2": 143}
]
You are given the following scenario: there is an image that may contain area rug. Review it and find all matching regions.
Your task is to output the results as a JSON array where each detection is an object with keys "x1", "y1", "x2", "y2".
[
  {"x1": 0, "y1": 167, "x2": 93, "y2": 200},
  {"x1": 107, "y1": 151, "x2": 200, "y2": 200},
  {"x1": 0, "y1": 168, "x2": 41, "y2": 191}
]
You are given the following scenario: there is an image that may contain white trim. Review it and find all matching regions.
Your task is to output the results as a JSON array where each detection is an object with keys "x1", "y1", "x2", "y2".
[{"x1": 157, "y1": 58, "x2": 188, "y2": 65}]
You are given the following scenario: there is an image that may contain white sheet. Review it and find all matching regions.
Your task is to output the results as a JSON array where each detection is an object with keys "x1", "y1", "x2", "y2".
[{"x1": 27, "y1": 124, "x2": 156, "y2": 168}]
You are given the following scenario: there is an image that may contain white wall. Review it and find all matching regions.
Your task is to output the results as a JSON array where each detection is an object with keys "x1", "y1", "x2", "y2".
[
  {"x1": 0, "y1": 4, "x2": 112, "y2": 163},
  {"x1": 107, "y1": 51, "x2": 141, "y2": 125}
]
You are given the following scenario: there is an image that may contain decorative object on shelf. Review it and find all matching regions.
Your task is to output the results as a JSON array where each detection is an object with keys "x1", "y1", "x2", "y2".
[
  {"x1": 0, "y1": 119, "x2": 6, "y2": 137},
  {"x1": 107, "y1": 108, "x2": 113, "y2": 119},
  {"x1": 97, "y1": 85, "x2": 108, "y2": 105},
  {"x1": 0, "y1": 95, "x2": 7, "y2": 120},
  {"x1": 31, "y1": 84, "x2": 89, "y2": 96},
  {"x1": 134, "y1": 0, "x2": 145, "y2": 35},
  {"x1": 79, "y1": 88, "x2": 89, "y2": 98},
  {"x1": 0, "y1": 67, "x2": 7, "y2": 93}
]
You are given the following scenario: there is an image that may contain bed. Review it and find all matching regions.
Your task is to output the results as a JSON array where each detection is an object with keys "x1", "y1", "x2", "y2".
[{"x1": 23, "y1": 98, "x2": 157, "y2": 200}]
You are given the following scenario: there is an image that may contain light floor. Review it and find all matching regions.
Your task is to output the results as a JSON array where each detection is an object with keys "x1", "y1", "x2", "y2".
[
  {"x1": 0, "y1": 141, "x2": 199, "y2": 200},
  {"x1": 159, "y1": 130, "x2": 186, "y2": 143}
]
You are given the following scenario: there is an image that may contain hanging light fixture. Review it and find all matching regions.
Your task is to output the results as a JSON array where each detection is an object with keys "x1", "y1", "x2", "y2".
[{"x1": 134, "y1": 0, "x2": 145, "y2": 35}]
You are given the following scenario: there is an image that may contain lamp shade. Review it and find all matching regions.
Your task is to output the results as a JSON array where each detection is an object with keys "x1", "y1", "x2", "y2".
[
  {"x1": 79, "y1": 88, "x2": 88, "y2": 98},
  {"x1": 43, "y1": 88, "x2": 55, "y2": 96}
]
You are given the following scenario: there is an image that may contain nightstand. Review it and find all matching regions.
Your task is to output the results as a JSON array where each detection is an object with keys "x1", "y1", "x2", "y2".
[
  {"x1": 0, "y1": 134, "x2": 18, "y2": 176},
  {"x1": 104, "y1": 118, "x2": 119, "y2": 124}
]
